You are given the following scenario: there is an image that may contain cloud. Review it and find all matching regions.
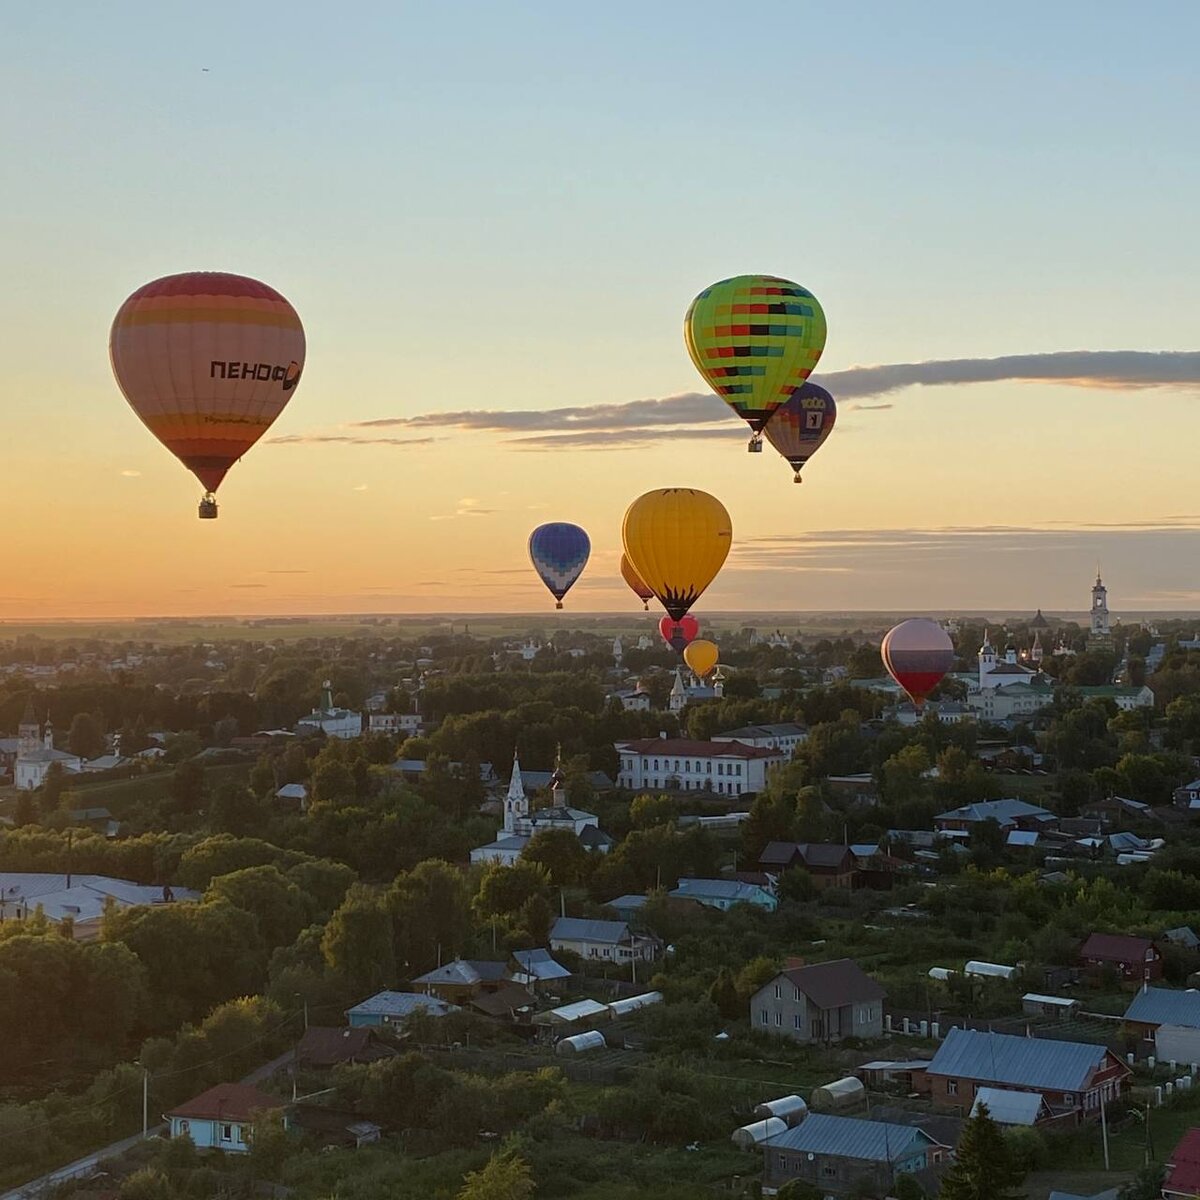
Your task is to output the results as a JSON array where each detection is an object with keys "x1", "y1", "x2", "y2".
[
  {"x1": 120, "y1": 469, "x2": 141, "y2": 477},
  {"x1": 352, "y1": 484, "x2": 369, "y2": 492},
  {"x1": 430, "y1": 497, "x2": 498, "y2": 521},
  {"x1": 230, "y1": 583, "x2": 266, "y2": 589},
  {"x1": 272, "y1": 349, "x2": 1200, "y2": 452},
  {"x1": 266, "y1": 569, "x2": 309, "y2": 575}
]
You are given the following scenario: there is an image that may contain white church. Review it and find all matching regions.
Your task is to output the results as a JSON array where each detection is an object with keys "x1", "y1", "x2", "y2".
[{"x1": 470, "y1": 750, "x2": 613, "y2": 867}]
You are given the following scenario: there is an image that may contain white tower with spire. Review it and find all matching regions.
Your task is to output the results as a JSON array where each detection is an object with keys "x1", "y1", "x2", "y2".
[
  {"x1": 1031, "y1": 630, "x2": 1044, "y2": 665},
  {"x1": 669, "y1": 667, "x2": 688, "y2": 714},
  {"x1": 1091, "y1": 572, "x2": 1111, "y2": 638},
  {"x1": 612, "y1": 637, "x2": 623, "y2": 668},
  {"x1": 503, "y1": 749, "x2": 529, "y2": 834},
  {"x1": 978, "y1": 629, "x2": 996, "y2": 689}
]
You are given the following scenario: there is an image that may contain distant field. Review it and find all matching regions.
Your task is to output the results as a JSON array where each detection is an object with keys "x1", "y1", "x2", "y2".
[{"x1": 0, "y1": 608, "x2": 1195, "y2": 643}]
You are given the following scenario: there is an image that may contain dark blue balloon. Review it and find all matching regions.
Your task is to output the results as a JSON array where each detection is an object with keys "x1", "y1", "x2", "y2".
[{"x1": 529, "y1": 523, "x2": 591, "y2": 609}]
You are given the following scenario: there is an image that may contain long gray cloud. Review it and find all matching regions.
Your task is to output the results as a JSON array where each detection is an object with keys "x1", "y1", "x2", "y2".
[{"x1": 270, "y1": 350, "x2": 1200, "y2": 450}]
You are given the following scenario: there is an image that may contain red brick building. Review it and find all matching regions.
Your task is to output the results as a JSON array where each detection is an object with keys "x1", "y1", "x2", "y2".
[{"x1": 1079, "y1": 932, "x2": 1163, "y2": 984}]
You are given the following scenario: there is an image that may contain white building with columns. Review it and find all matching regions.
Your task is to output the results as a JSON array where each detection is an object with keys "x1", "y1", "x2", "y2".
[{"x1": 615, "y1": 735, "x2": 784, "y2": 797}]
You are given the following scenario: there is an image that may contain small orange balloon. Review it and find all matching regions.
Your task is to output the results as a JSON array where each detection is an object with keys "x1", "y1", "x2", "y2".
[{"x1": 683, "y1": 639, "x2": 719, "y2": 680}]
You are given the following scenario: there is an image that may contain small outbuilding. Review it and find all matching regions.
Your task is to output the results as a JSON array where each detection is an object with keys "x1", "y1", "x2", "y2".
[
  {"x1": 810, "y1": 1076, "x2": 866, "y2": 1112},
  {"x1": 555, "y1": 1030, "x2": 607, "y2": 1056},
  {"x1": 753, "y1": 1095, "x2": 808, "y2": 1126},
  {"x1": 731, "y1": 1117, "x2": 788, "y2": 1150}
]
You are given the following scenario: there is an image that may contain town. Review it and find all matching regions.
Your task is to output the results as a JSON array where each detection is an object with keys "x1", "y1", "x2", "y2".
[{"x1": 0, "y1": 577, "x2": 1199, "y2": 1199}]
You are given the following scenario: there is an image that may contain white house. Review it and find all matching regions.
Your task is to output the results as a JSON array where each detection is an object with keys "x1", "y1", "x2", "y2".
[
  {"x1": 977, "y1": 633, "x2": 1041, "y2": 691},
  {"x1": 606, "y1": 687, "x2": 652, "y2": 713},
  {"x1": 167, "y1": 1083, "x2": 286, "y2": 1153},
  {"x1": 614, "y1": 735, "x2": 785, "y2": 797},
  {"x1": 550, "y1": 916, "x2": 657, "y2": 963},
  {"x1": 668, "y1": 667, "x2": 723, "y2": 713},
  {"x1": 368, "y1": 711, "x2": 422, "y2": 736},
  {"x1": 296, "y1": 681, "x2": 363, "y2": 741},
  {"x1": 712, "y1": 723, "x2": 808, "y2": 756}
]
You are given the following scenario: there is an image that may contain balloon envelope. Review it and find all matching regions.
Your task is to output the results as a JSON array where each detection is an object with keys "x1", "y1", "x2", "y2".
[
  {"x1": 763, "y1": 382, "x2": 837, "y2": 482},
  {"x1": 529, "y1": 523, "x2": 590, "y2": 608},
  {"x1": 659, "y1": 615, "x2": 700, "y2": 654},
  {"x1": 684, "y1": 639, "x2": 719, "y2": 679},
  {"x1": 685, "y1": 274, "x2": 827, "y2": 435},
  {"x1": 109, "y1": 272, "x2": 305, "y2": 498},
  {"x1": 620, "y1": 553, "x2": 655, "y2": 610},
  {"x1": 881, "y1": 619, "x2": 956, "y2": 706},
  {"x1": 623, "y1": 488, "x2": 732, "y2": 622}
]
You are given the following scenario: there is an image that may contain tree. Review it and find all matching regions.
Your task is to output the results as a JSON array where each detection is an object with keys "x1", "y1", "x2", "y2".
[
  {"x1": 206, "y1": 865, "x2": 309, "y2": 950},
  {"x1": 775, "y1": 1182, "x2": 822, "y2": 1200},
  {"x1": 457, "y1": 1145, "x2": 535, "y2": 1200},
  {"x1": 208, "y1": 780, "x2": 266, "y2": 837},
  {"x1": 322, "y1": 886, "x2": 396, "y2": 996},
  {"x1": 630, "y1": 792, "x2": 677, "y2": 829},
  {"x1": 523, "y1": 827, "x2": 590, "y2": 886},
  {"x1": 939, "y1": 1104, "x2": 1025, "y2": 1200},
  {"x1": 475, "y1": 861, "x2": 551, "y2": 918},
  {"x1": 14, "y1": 789, "x2": 36, "y2": 827},
  {"x1": 1119, "y1": 1164, "x2": 1166, "y2": 1199},
  {"x1": 247, "y1": 1108, "x2": 290, "y2": 1178},
  {"x1": 40, "y1": 761, "x2": 67, "y2": 814},
  {"x1": 170, "y1": 759, "x2": 206, "y2": 814},
  {"x1": 893, "y1": 1176, "x2": 926, "y2": 1200},
  {"x1": 312, "y1": 758, "x2": 355, "y2": 805},
  {"x1": 68, "y1": 712, "x2": 105, "y2": 760},
  {"x1": 708, "y1": 968, "x2": 740, "y2": 1019}
]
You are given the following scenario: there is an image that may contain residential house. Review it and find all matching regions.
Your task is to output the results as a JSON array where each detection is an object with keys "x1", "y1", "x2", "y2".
[
  {"x1": 296, "y1": 1026, "x2": 395, "y2": 1070},
  {"x1": 510, "y1": 948, "x2": 572, "y2": 991},
  {"x1": 762, "y1": 1113, "x2": 946, "y2": 1196},
  {"x1": 468, "y1": 982, "x2": 537, "y2": 1021},
  {"x1": 1123, "y1": 986, "x2": 1200, "y2": 1043},
  {"x1": 751, "y1": 958, "x2": 886, "y2": 1044},
  {"x1": 1164, "y1": 1128, "x2": 1200, "y2": 1199},
  {"x1": 614, "y1": 736, "x2": 784, "y2": 796},
  {"x1": 604, "y1": 893, "x2": 649, "y2": 923},
  {"x1": 550, "y1": 916, "x2": 657, "y2": 964},
  {"x1": 668, "y1": 878, "x2": 778, "y2": 913},
  {"x1": 0, "y1": 872, "x2": 198, "y2": 941},
  {"x1": 411, "y1": 958, "x2": 511, "y2": 1004},
  {"x1": 605, "y1": 688, "x2": 652, "y2": 712},
  {"x1": 166, "y1": 1083, "x2": 286, "y2": 1153},
  {"x1": 712, "y1": 722, "x2": 808, "y2": 756},
  {"x1": 345, "y1": 990, "x2": 459, "y2": 1028},
  {"x1": 970, "y1": 1087, "x2": 1052, "y2": 1126},
  {"x1": 935, "y1": 798, "x2": 1058, "y2": 835},
  {"x1": 295, "y1": 681, "x2": 363, "y2": 740},
  {"x1": 1081, "y1": 795, "x2": 1157, "y2": 826},
  {"x1": 1078, "y1": 933, "x2": 1163, "y2": 984},
  {"x1": 274, "y1": 783, "x2": 309, "y2": 811},
  {"x1": 1167, "y1": 927, "x2": 1200, "y2": 951},
  {"x1": 825, "y1": 773, "x2": 881, "y2": 807},
  {"x1": 921, "y1": 1028, "x2": 1130, "y2": 1123},
  {"x1": 1175, "y1": 780, "x2": 1200, "y2": 812},
  {"x1": 759, "y1": 842, "x2": 858, "y2": 889}
]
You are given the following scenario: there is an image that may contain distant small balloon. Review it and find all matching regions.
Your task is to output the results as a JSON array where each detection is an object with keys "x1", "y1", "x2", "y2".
[
  {"x1": 620, "y1": 553, "x2": 655, "y2": 611},
  {"x1": 659, "y1": 615, "x2": 700, "y2": 655},
  {"x1": 528, "y1": 523, "x2": 590, "y2": 609},
  {"x1": 684, "y1": 638, "x2": 719, "y2": 680},
  {"x1": 881, "y1": 618, "x2": 956, "y2": 708}
]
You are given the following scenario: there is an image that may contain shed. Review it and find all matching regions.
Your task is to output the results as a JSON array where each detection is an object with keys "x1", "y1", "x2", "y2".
[
  {"x1": 532, "y1": 998, "x2": 610, "y2": 1028},
  {"x1": 608, "y1": 991, "x2": 663, "y2": 1018},
  {"x1": 753, "y1": 1095, "x2": 808, "y2": 1126},
  {"x1": 964, "y1": 960, "x2": 1018, "y2": 980},
  {"x1": 970, "y1": 1087, "x2": 1049, "y2": 1126},
  {"x1": 928, "y1": 967, "x2": 956, "y2": 981},
  {"x1": 810, "y1": 1076, "x2": 866, "y2": 1112},
  {"x1": 555, "y1": 1030, "x2": 606, "y2": 1056},
  {"x1": 1022, "y1": 993, "x2": 1081, "y2": 1020},
  {"x1": 731, "y1": 1117, "x2": 788, "y2": 1150}
]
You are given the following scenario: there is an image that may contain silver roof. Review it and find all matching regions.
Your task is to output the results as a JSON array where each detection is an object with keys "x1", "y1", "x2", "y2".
[
  {"x1": 763, "y1": 1113, "x2": 932, "y2": 1162},
  {"x1": 928, "y1": 1028, "x2": 1110, "y2": 1092},
  {"x1": 1124, "y1": 986, "x2": 1200, "y2": 1029}
]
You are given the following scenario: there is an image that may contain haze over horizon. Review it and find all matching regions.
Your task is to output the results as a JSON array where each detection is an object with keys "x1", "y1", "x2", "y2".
[{"x1": 4, "y1": 3, "x2": 1199, "y2": 618}]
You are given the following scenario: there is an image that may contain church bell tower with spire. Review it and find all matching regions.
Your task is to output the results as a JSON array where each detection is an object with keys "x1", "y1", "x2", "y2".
[{"x1": 1090, "y1": 571, "x2": 1113, "y2": 646}]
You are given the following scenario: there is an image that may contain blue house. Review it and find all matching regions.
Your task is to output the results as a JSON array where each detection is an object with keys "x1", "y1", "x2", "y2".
[
  {"x1": 669, "y1": 878, "x2": 777, "y2": 913},
  {"x1": 345, "y1": 990, "x2": 459, "y2": 1028}
]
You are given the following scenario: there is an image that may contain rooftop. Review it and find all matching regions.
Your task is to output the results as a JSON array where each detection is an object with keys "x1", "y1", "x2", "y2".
[
  {"x1": 1123, "y1": 986, "x2": 1200, "y2": 1030},
  {"x1": 411, "y1": 959, "x2": 509, "y2": 988},
  {"x1": 617, "y1": 737, "x2": 785, "y2": 760},
  {"x1": 936, "y1": 798, "x2": 1056, "y2": 825},
  {"x1": 764, "y1": 1113, "x2": 934, "y2": 1163},
  {"x1": 971, "y1": 1087, "x2": 1046, "y2": 1126},
  {"x1": 1080, "y1": 932, "x2": 1155, "y2": 962},
  {"x1": 345, "y1": 991, "x2": 459, "y2": 1020},
  {"x1": 1165, "y1": 1128, "x2": 1200, "y2": 1196},
  {"x1": 671, "y1": 878, "x2": 772, "y2": 903},
  {"x1": 772, "y1": 959, "x2": 886, "y2": 1010},
  {"x1": 551, "y1": 916, "x2": 630, "y2": 945},
  {"x1": 168, "y1": 1082, "x2": 280, "y2": 1123},
  {"x1": 927, "y1": 1028, "x2": 1119, "y2": 1093}
]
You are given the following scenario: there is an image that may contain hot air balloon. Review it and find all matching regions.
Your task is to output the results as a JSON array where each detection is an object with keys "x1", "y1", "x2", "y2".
[
  {"x1": 685, "y1": 274, "x2": 827, "y2": 452},
  {"x1": 109, "y1": 272, "x2": 306, "y2": 518},
  {"x1": 659, "y1": 615, "x2": 700, "y2": 655},
  {"x1": 763, "y1": 382, "x2": 837, "y2": 483},
  {"x1": 684, "y1": 639, "x2": 719, "y2": 680},
  {"x1": 620, "y1": 553, "x2": 655, "y2": 611},
  {"x1": 881, "y1": 619, "x2": 956, "y2": 709},
  {"x1": 528, "y1": 523, "x2": 590, "y2": 609},
  {"x1": 622, "y1": 488, "x2": 732, "y2": 621}
]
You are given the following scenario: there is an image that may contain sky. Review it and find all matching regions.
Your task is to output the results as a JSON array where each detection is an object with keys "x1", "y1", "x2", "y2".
[{"x1": 2, "y1": 2, "x2": 1200, "y2": 618}]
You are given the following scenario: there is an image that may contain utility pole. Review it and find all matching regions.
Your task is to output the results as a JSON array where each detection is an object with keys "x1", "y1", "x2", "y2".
[
  {"x1": 1100, "y1": 1087, "x2": 1110, "y2": 1170},
  {"x1": 142, "y1": 1067, "x2": 149, "y2": 1139}
]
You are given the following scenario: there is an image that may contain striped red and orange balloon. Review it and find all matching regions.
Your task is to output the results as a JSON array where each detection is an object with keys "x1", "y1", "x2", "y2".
[{"x1": 109, "y1": 271, "x2": 305, "y2": 518}]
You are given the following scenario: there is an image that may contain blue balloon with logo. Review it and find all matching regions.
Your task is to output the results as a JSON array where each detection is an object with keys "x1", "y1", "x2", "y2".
[{"x1": 529, "y1": 523, "x2": 591, "y2": 609}]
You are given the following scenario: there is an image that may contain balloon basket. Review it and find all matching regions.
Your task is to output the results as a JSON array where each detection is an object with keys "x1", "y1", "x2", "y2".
[
  {"x1": 198, "y1": 495, "x2": 218, "y2": 520},
  {"x1": 747, "y1": 436, "x2": 763, "y2": 453},
  {"x1": 793, "y1": 471, "x2": 803, "y2": 484},
  {"x1": 555, "y1": 601, "x2": 563, "y2": 610}
]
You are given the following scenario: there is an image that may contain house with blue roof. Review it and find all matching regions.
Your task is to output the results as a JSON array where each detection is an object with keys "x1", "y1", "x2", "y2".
[
  {"x1": 923, "y1": 1028, "x2": 1130, "y2": 1123},
  {"x1": 1124, "y1": 985, "x2": 1200, "y2": 1039},
  {"x1": 669, "y1": 877, "x2": 777, "y2": 913},
  {"x1": 935, "y1": 798, "x2": 1057, "y2": 835},
  {"x1": 762, "y1": 1113, "x2": 947, "y2": 1195},
  {"x1": 345, "y1": 990, "x2": 459, "y2": 1028}
]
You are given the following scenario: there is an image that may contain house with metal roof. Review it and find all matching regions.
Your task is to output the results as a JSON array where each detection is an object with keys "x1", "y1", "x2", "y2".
[
  {"x1": 935, "y1": 798, "x2": 1057, "y2": 834},
  {"x1": 752, "y1": 959, "x2": 885, "y2": 1045},
  {"x1": 411, "y1": 958, "x2": 511, "y2": 1004},
  {"x1": 550, "y1": 916, "x2": 658, "y2": 963},
  {"x1": 1174, "y1": 779, "x2": 1200, "y2": 812},
  {"x1": 1079, "y1": 932, "x2": 1163, "y2": 983},
  {"x1": 166, "y1": 1083, "x2": 286, "y2": 1153},
  {"x1": 758, "y1": 842, "x2": 857, "y2": 889},
  {"x1": 296, "y1": 1026, "x2": 396, "y2": 1069},
  {"x1": 614, "y1": 736, "x2": 784, "y2": 797},
  {"x1": 970, "y1": 1087, "x2": 1050, "y2": 1126},
  {"x1": 922, "y1": 1028, "x2": 1130, "y2": 1123},
  {"x1": 345, "y1": 990, "x2": 460, "y2": 1028},
  {"x1": 669, "y1": 877, "x2": 778, "y2": 913},
  {"x1": 712, "y1": 722, "x2": 808, "y2": 755},
  {"x1": 510, "y1": 948, "x2": 572, "y2": 990},
  {"x1": 762, "y1": 1113, "x2": 947, "y2": 1195},
  {"x1": 1123, "y1": 986, "x2": 1200, "y2": 1037}
]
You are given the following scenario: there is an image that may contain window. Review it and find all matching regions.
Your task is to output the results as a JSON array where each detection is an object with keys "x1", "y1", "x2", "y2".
[
  {"x1": 706, "y1": 761, "x2": 711, "y2": 773},
  {"x1": 821, "y1": 1164, "x2": 837, "y2": 1178},
  {"x1": 220, "y1": 1123, "x2": 234, "y2": 1142},
  {"x1": 653, "y1": 759, "x2": 659, "y2": 770},
  {"x1": 775, "y1": 1011, "x2": 782, "y2": 1026},
  {"x1": 777, "y1": 1154, "x2": 787, "y2": 1170},
  {"x1": 947, "y1": 1080, "x2": 958, "y2": 1096},
  {"x1": 774, "y1": 983, "x2": 782, "y2": 999},
  {"x1": 793, "y1": 987, "x2": 801, "y2": 1002},
  {"x1": 793, "y1": 1014, "x2": 802, "y2": 1029},
  {"x1": 717, "y1": 763, "x2": 724, "y2": 776},
  {"x1": 642, "y1": 758, "x2": 647, "y2": 769},
  {"x1": 760, "y1": 1009, "x2": 769, "y2": 1025}
]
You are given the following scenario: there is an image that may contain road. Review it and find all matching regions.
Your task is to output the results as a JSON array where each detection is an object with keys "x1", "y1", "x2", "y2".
[{"x1": 0, "y1": 1049, "x2": 296, "y2": 1199}]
